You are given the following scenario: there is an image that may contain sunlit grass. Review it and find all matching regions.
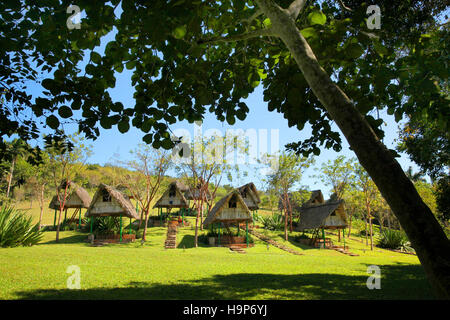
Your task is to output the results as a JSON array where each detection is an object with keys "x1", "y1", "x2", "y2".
[{"x1": 0, "y1": 213, "x2": 432, "y2": 300}]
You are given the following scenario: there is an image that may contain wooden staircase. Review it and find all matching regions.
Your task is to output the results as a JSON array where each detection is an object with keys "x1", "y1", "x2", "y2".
[
  {"x1": 249, "y1": 229, "x2": 303, "y2": 256},
  {"x1": 164, "y1": 223, "x2": 177, "y2": 249},
  {"x1": 229, "y1": 246, "x2": 246, "y2": 254}
]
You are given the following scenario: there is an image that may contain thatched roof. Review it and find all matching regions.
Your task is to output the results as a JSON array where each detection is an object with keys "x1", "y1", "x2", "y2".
[
  {"x1": 153, "y1": 181, "x2": 189, "y2": 208},
  {"x1": 203, "y1": 189, "x2": 252, "y2": 226},
  {"x1": 85, "y1": 184, "x2": 139, "y2": 219},
  {"x1": 237, "y1": 182, "x2": 260, "y2": 210},
  {"x1": 48, "y1": 181, "x2": 91, "y2": 209},
  {"x1": 184, "y1": 187, "x2": 213, "y2": 201},
  {"x1": 304, "y1": 190, "x2": 325, "y2": 206},
  {"x1": 115, "y1": 184, "x2": 135, "y2": 199},
  {"x1": 297, "y1": 200, "x2": 347, "y2": 231}
]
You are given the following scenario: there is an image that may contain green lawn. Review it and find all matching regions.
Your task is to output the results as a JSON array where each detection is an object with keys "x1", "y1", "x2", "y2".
[{"x1": 0, "y1": 213, "x2": 434, "y2": 300}]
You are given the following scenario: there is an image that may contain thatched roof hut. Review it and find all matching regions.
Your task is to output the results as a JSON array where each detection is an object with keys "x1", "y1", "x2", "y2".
[
  {"x1": 237, "y1": 182, "x2": 260, "y2": 210},
  {"x1": 203, "y1": 190, "x2": 252, "y2": 226},
  {"x1": 48, "y1": 181, "x2": 91, "y2": 210},
  {"x1": 85, "y1": 184, "x2": 139, "y2": 219},
  {"x1": 153, "y1": 181, "x2": 189, "y2": 209},
  {"x1": 297, "y1": 200, "x2": 347, "y2": 231}
]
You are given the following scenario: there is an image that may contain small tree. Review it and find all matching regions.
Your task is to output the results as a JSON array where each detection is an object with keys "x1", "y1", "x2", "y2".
[
  {"x1": 315, "y1": 156, "x2": 356, "y2": 200},
  {"x1": 354, "y1": 164, "x2": 378, "y2": 250},
  {"x1": 120, "y1": 144, "x2": 171, "y2": 243},
  {"x1": 265, "y1": 151, "x2": 314, "y2": 240},
  {"x1": 45, "y1": 133, "x2": 92, "y2": 242},
  {"x1": 176, "y1": 132, "x2": 243, "y2": 247}
]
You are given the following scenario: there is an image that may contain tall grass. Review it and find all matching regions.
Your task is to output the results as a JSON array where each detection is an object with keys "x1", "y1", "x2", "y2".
[{"x1": 0, "y1": 206, "x2": 43, "y2": 247}]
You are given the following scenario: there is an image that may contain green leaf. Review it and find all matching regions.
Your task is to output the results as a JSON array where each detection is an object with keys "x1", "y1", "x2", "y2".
[
  {"x1": 118, "y1": 119, "x2": 130, "y2": 133},
  {"x1": 58, "y1": 106, "x2": 73, "y2": 118},
  {"x1": 300, "y1": 27, "x2": 317, "y2": 39},
  {"x1": 308, "y1": 11, "x2": 326, "y2": 26},
  {"x1": 172, "y1": 25, "x2": 187, "y2": 39},
  {"x1": 90, "y1": 51, "x2": 102, "y2": 64},
  {"x1": 126, "y1": 60, "x2": 136, "y2": 70},
  {"x1": 346, "y1": 43, "x2": 364, "y2": 59},
  {"x1": 46, "y1": 115, "x2": 59, "y2": 129},
  {"x1": 161, "y1": 138, "x2": 174, "y2": 150}
]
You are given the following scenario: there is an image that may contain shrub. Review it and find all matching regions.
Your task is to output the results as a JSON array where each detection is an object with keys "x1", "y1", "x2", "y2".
[
  {"x1": 260, "y1": 213, "x2": 284, "y2": 231},
  {"x1": 0, "y1": 206, "x2": 44, "y2": 247},
  {"x1": 91, "y1": 216, "x2": 121, "y2": 235},
  {"x1": 377, "y1": 229, "x2": 413, "y2": 252}
]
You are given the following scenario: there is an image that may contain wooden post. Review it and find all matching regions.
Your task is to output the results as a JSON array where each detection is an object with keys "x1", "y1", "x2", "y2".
[
  {"x1": 338, "y1": 229, "x2": 341, "y2": 242},
  {"x1": 322, "y1": 228, "x2": 326, "y2": 249},
  {"x1": 218, "y1": 223, "x2": 221, "y2": 246},
  {"x1": 129, "y1": 217, "x2": 132, "y2": 234},
  {"x1": 78, "y1": 208, "x2": 82, "y2": 231},
  {"x1": 64, "y1": 208, "x2": 67, "y2": 227},
  {"x1": 90, "y1": 216, "x2": 93, "y2": 233},
  {"x1": 343, "y1": 228, "x2": 346, "y2": 250},
  {"x1": 119, "y1": 214, "x2": 123, "y2": 243},
  {"x1": 246, "y1": 221, "x2": 249, "y2": 248},
  {"x1": 182, "y1": 208, "x2": 185, "y2": 226},
  {"x1": 237, "y1": 222, "x2": 240, "y2": 236}
]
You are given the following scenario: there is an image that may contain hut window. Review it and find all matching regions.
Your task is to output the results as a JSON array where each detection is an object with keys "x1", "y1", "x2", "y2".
[
  {"x1": 242, "y1": 189, "x2": 247, "y2": 198},
  {"x1": 169, "y1": 186, "x2": 176, "y2": 198},
  {"x1": 102, "y1": 190, "x2": 111, "y2": 202},
  {"x1": 229, "y1": 195, "x2": 237, "y2": 208}
]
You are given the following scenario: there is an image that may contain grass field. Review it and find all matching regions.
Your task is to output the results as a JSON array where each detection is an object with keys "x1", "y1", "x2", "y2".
[{"x1": 0, "y1": 205, "x2": 434, "y2": 300}]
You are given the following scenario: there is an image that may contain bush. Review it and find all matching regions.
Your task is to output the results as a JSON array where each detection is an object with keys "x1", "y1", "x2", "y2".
[
  {"x1": 260, "y1": 213, "x2": 284, "y2": 231},
  {"x1": 91, "y1": 216, "x2": 122, "y2": 235},
  {"x1": 0, "y1": 206, "x2": 44, "y2": 247},
  {"x1": 377, "y1": 229, "x2": 413, "y2": 252}
]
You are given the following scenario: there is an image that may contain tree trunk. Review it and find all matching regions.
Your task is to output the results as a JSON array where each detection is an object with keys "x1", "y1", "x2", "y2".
[
  {"x1": 257, "y1": 0, "x2": 450, "y2": 298},
  {"x1": 6, "y1": 158, "x2": 15, "y2": 198},
  {"x1": 142, "y1": 211, "x2": 149, "y2": 242},
  {"x1": 38, "y1": 184, "x2": 45, "y2": 231},
  {"x1": 194, "y1": 206, "x2": 200, "y2": 248},
  {"x1": 283, "y1": 193, "x2": 288, "y2": 241},
  {"x1": 364, "y1": 214, "x2": 368, "y2": 246}
]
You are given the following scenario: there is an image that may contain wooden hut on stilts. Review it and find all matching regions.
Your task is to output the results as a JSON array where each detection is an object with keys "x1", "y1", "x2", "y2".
[
  {"x1": 48, "y1": 181, "x2": 91, "y2": 230},
  {"x1": 85, "y1": 184, "x2": 139, "y2": 243},
  {"x1": 203, "y1": 189, "x2": 253, "y2": 248},
  {"x1": 296, "y1": 190, "x2": 348, "y2": 249},
  {"x1": 153, "y1": 181, "x2": 190, "y2": 226}
]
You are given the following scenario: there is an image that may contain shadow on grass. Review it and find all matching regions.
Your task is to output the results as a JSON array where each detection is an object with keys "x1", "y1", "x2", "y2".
[
  {"x1": 14, "y1": 263, "x2": 433, "y2": 300},
  {"x1": 39, "y1": 234, "x2": 89, "y2": 245},
  {"x1": 177, "y1": 235, "x2": 209, "y2": 249}
]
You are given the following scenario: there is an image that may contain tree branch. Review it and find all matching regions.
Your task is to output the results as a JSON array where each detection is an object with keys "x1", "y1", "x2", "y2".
[
  {"x1": 197, "y1": 28, "x2": 276, "y2": 45},
  {"x1": 288, "y1": 0, "x2": 307, "y2": 19},
  {"x1": 336, "y1": 0, "x2": 353, "y2": 12}
]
